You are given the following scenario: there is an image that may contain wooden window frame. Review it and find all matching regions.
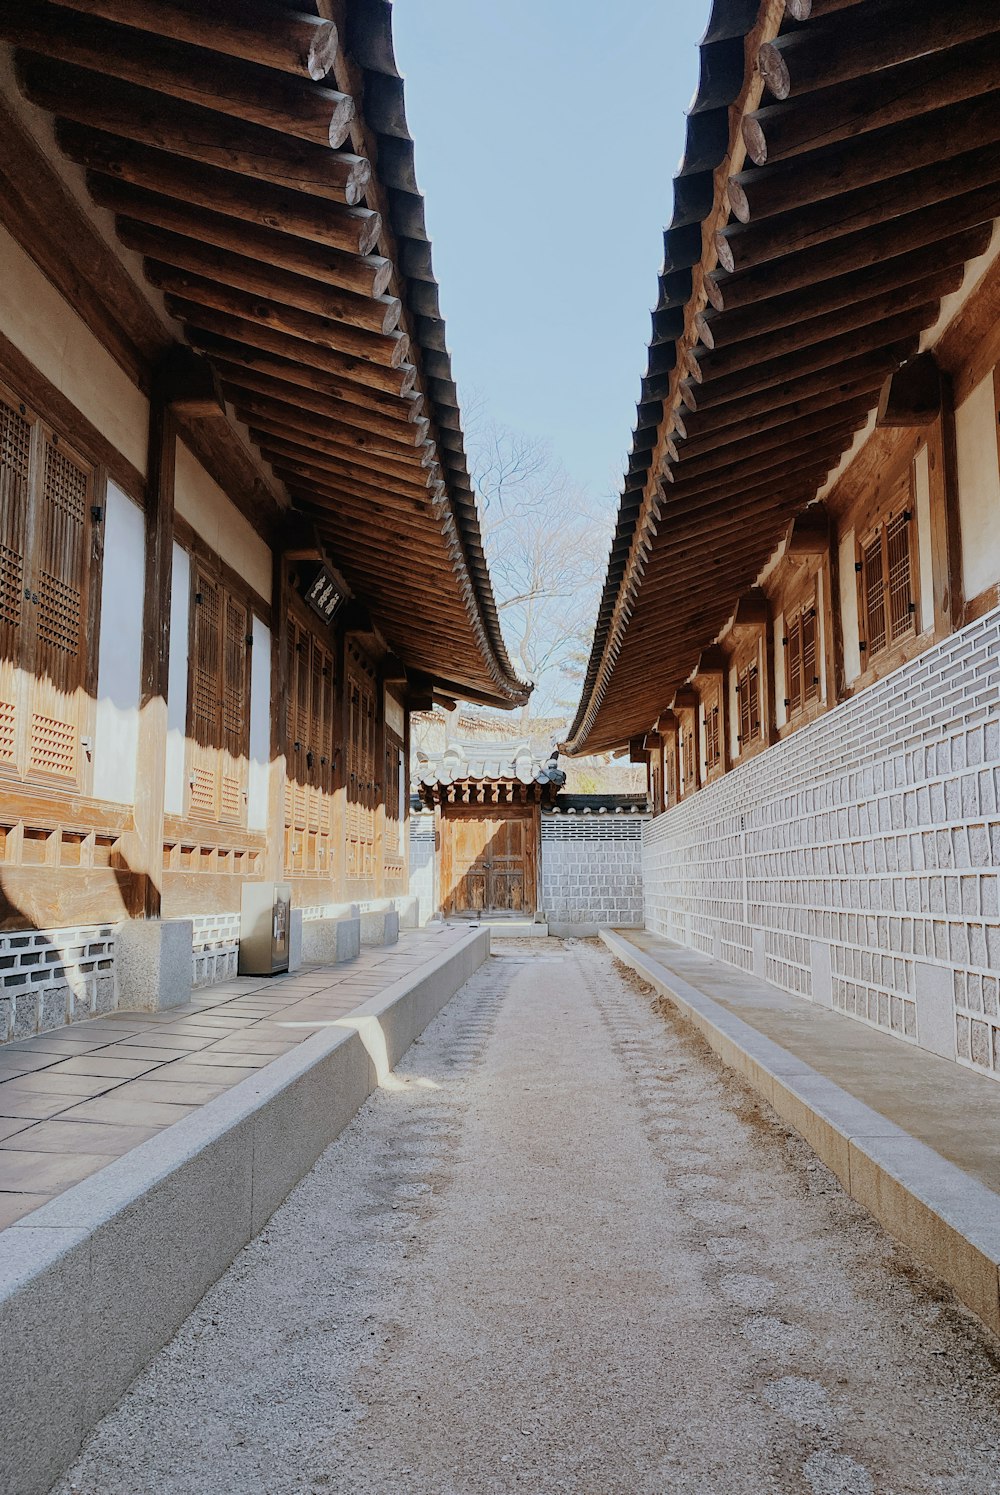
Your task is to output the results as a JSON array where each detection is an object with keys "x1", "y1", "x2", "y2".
[
  {"x1": 0, "y1": 373, "x2": 106, "y2": 802},
  {"x1": 703, "y1": 693, "x2": 722, "y2": 779},
  {"x1": 849, "y1": 461, "x2": 925, "y2": 689},
  {"x1": 735, "y1": 659, "x2": 762, "y2": 756},
  {"x1": 783, "y1": 589, "x2": 820, "y2": 724}
]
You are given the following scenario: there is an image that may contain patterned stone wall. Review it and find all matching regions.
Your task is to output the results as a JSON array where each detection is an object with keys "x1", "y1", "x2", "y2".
[
  {"x1": 542, "y1": 814, "x2": 648, "y2": 934},
  {"x1": 643, "y1": 606, "x2": 1000, "y2": 1079},
  {"x1": 0, "y1": 924, "x2": 116, "y2": 1040}
]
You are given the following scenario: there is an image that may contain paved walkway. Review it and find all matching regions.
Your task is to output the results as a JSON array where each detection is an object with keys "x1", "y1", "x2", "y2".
[
  {"x1": 621, "y1": 929, "x2": 1000, "y2": 1196},
  {"x1": 53, "y1": 940, "x2": 1000, "y2": 1495},
  {"x1": 0, "y1": 923, "x2": 469, "y2": 1228}
]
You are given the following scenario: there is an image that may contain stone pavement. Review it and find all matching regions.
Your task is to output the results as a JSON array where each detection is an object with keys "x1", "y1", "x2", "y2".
[
  {"x1": 620, "y1": 928, "x2": 1000, "y2": 1197},
  {"x1": 0, "y1": 923, "x2": 470, "y2": 1229}
]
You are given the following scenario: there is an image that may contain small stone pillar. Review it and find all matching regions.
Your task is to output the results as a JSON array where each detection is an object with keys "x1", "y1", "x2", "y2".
[{"x1": 115, "y1": 919, "x2": 193, "y2": 1011}]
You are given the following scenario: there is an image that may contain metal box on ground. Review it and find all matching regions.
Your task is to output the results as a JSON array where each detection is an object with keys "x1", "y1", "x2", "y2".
[{"x1": 239, "y1": 883, "x2": 292, "y2": 975}]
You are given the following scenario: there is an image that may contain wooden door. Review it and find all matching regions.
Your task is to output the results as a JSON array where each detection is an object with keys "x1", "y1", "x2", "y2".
[{"x1": 441, "y1": 807, "x2": 537, "y2": 916}]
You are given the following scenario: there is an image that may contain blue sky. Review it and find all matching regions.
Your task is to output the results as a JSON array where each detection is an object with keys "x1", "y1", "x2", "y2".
[{"x1": 392, "y1": 0, "x2": 709, "y2": 507}]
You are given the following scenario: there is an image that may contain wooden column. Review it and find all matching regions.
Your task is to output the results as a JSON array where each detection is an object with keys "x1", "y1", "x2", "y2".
[
  {"x1": 133, "y1": 392, "x2": 176, "y2": 919},
  {"x1": 331, "y1": 626, "x2": 349, "y2": 901},
  {"x1": 373, "y1": 675, "x2": 387, "y2": 899},
  {"x1": 265, "y1": 550, "x2": 289, "y2": 886}
]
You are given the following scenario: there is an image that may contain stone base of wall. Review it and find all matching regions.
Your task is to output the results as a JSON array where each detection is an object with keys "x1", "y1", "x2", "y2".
[
  {"x1": 0, "y1": 924, "x2": 117, "y2": 1042},
  {"x1": 643, "y1": 606, "x2": 1000, "y2": 1081}
]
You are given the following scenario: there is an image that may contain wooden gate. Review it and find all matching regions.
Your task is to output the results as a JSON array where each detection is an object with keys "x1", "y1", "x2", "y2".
[{"x1": 440, "y1": 805, "x2": 538, "y2": 916}]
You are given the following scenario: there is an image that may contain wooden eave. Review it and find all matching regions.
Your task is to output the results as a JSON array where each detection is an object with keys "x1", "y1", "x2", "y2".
[
  {"x1": 1, "y1": 0, "x2": 528, "y2": 710},
  {"x1": 565, "y1": 0, "x2": 1000, "y2": 755},
  {"x1": 417, "y1": 778, "x2": 560, "y2": 809}
]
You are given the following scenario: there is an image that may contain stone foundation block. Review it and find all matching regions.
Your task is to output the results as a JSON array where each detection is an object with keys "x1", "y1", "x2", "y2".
[
  {"x1": 361, "y1": 908, "x2": 399, "y2": 946},
  {"x1": 300, "y1": 916, "x2": 361, "y2": 965},
  {"x1": 115, "y1": 920, "x2": 193, "y2": 1012}
]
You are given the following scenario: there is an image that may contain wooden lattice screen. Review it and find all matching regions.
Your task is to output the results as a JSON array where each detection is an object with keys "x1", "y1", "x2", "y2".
[
  {"x1": 860, "y1": 473, "x2": 915, "y2": 664},
  {"x1": 737, "y1": 662, "x2": 761, "y2": 748},
  {"x1": 384, "y1": 725, "x2": 404, "y2": 863},
  {"x1": 0, "y1": 387, "x2": 94, "y2": 787},
  {"x1": 705, "y1": 701, "x2": 721, "y2": 772},
  {"x1": 785, "y1": 596, "x2": 819, "y2": 717},
  {"x1": 188, "y1": 565, "x2": 250, "y2": 824},
  {"x1": 284, "y1": 613, "x2": 335, "y2": 876},
  {"x1": 346, "y1": 663, "x2": 377, "y2": 882}
]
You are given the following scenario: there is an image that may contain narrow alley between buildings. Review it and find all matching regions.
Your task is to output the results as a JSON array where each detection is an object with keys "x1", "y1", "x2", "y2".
[{"x1": 54, "y1": 941, "x2": 1000, "y2": 1495}]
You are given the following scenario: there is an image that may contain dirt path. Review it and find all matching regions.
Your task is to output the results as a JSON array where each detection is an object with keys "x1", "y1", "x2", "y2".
[{"x1": 54, "y1": 940, "x2": 1000, "y2": 1495}]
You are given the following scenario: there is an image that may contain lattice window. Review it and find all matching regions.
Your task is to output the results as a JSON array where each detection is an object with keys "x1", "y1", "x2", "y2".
[
  {"x1": 347, "y1": 662, "x2": 377, "y2": 881},
  {"x1": 682, "y1": 722, "x2": 696, "y2": 794},
  {"x1": 704, "y1": 701, "x2": 721, "y2": 773},
  {"x1": 284, "y1": 612, "x2": 336, "y2": 877},
  {"x1": 737, "y1": 663, "x2": 761, "y2": 750},
  {"x1": 0, "y1": 387, "x2": 95, "y2": 786},
  {"x1": 859, "y1": 474, "x2": 916, "y2": 664},
  {"x1": 785, "y1": 595, "x2": 819, "y2": 719},
  {"x1": 187, "y1": 566, "x2": 250, "y2": 825},
  {"x1": 0, "y1": 396, "x2": 31, "y2": 767},
  {"x1": 384, "y1": 726, "x2": 404, "y2": 858}
]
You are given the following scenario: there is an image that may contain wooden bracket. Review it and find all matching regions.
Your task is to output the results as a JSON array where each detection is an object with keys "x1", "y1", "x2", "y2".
[{"x1": 877, "y1": 352, "x2": 943, "y2": 428}]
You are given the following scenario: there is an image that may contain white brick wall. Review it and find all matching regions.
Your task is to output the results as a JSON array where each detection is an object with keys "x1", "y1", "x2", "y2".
[
  {"x1": 542, "y1": 815, "x2": 648, "y2": 931},
  {"x1": 644, "y1": 606, "x2": 1000, "y2": 1079}
]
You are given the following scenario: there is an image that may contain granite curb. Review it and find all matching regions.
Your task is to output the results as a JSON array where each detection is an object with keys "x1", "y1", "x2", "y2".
[
  {"x1": 602, "y1": 929, "x2": 1000, "y2": 1339},
  {"x1": 0, "y1": 927, "x2": 490, "y2": 1495}
]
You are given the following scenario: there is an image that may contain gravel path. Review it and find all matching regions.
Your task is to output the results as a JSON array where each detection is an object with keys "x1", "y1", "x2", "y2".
[{"x1": 54, "y1": 940, "x2": 1000, "y2": 1495}]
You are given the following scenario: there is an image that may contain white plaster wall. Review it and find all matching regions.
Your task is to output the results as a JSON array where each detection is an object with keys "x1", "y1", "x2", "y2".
[
  {"x1": 174, "y1": 439, "x2": 272, "y2": 604},
  {"x1": 839, "y1": 529, "x2": 861, "y2": 683},
  {"x1": 0, "y1": 226, "x2": 148, "y2": 476},
  {"x1": 248, "y1": 615, "x2": 272, "y2": 831},
  {"x1": 164, "y1": 543, "x2": 190, "y2": 817},
  {"x1": 92, "y1": 483, "x2": 144, "y2": 804},
  {"x1": 773, "y1": 613, "x2": 787, "y2": 730},
  {"x1": 955, "y1": 372, "x2": 1000, "y2": 604},
  {"x1": 914, "y1": 446, "x2": 935, "y2": 633}
]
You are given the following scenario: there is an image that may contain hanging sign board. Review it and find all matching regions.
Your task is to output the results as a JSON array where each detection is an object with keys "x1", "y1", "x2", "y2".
[{"x1": 302, "y1": 563, "x2": 345, "y2": 626}]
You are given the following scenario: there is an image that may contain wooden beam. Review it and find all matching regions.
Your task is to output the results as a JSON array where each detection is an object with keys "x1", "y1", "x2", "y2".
[
  {"x1": 695, "y1": 274, "x2": 958, "y2": 385},
  {"x1": 926, "y1": 390, "x2": 965, "y2": 635},
  {"x1": 62, "y1": 126, "x2": 379, "y2": 252},
  {"x1": 148, "y1": 265, "x2": 407, "y2": 366},
  {"x1": 730, "y1": 92, "x2": 1000, "y2": 226},
  {"x1": 117, "y1": 219, "x2": 400, "y2": 334},
  {"x1": 746, "y1": 33, "x2": 1000, "y2": 167},
  {"x1": 683, "y1": 310, "x2": 933, "y2": 413},
  {"x1": 710, "y1": 182, "x2": 1000, "y2": 313},
  {"x1": 22, "y1": 61, "x2": 374, "y2": 208},
  {"x1": 757, "y1": 0, "x2": 1000, "y2": 101},
  {"x1": 243, "y1": 419, "x2": 438, "y2": 490},
  {"x1": 88, "y1": 176, "x2": 391, "y2": 299},
  {"x1": 8, "y1": 5, "x2": 355, "y2": 148},
  {"x1": 220, "y1": 376, "x2": 427, "y2": 452},
  {"x1": 204, "y1": 344, "x2": 421, "y2": 428},
  {"x1": 697, "y1": 231, "x2": 987, "y2": 351},
  {"x1": 44, "y1": 0, "x2": 341, "y2": 81},
  {"x1": 718, "y1": 142, "x2": 1000, "y2": 274},
  {"x1": 170, "y1": 301, "x2": 414, "y2": 398}
]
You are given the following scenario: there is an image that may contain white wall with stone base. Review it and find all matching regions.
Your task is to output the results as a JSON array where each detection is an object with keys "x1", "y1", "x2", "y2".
[{"x1": 643, "y1": 606, "x2": 1000, "y2": 1080}]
